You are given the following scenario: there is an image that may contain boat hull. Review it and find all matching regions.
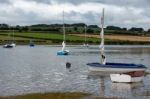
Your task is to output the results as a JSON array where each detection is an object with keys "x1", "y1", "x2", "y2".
[
  {"x1": 87, "y1": 62, "x2": 147, "y2": 73},
  {"x1": 57, "y1": 50, "x2": 69, "y2": 55},
  {"x1": 29, "y1": 44, "x2": 35, "y2": 47},
  {"x1": 3, "y1": 44, "x2": 13, "y2": 48}
]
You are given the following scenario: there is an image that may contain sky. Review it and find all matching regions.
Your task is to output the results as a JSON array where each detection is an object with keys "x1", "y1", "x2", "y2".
[{"x1": 0, "y1": 0, "x2": 150, "y2": 30}]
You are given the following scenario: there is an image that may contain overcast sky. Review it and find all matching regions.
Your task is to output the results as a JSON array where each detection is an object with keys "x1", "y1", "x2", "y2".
[{"x1": 0, "y1": 0, "x2": 150, "y2": 29}]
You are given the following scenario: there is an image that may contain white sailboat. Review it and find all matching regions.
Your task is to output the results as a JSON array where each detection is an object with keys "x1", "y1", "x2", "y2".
[
  {"x1": 57, "y1": 11, "x2": 69, "y2": 55},
  {"x1": 83, "y1": 26, "x2": 88, "y2": 47},
  {"x1": 87, "y1": 8, "x2": 147, "y2": 82},
  {"x1": 3, "y1": 27, "x2": 16, "y2": 48},
  {"x1": 11, "y1": 28, "x2": 16, "y2": 47}
]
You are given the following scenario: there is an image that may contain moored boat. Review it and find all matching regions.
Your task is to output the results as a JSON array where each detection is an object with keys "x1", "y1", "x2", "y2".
[
  {"x1": 29, "y1": 40, "x2": 35, "y2": 47},
  {"x1": 3, "y1": 43, "x2": 16, "y2": 48},
  {"x1": 3, "y1": 44, "x2": 13, "y2": 48},
  {"x1": 86, "y1": 8, "x2": 147, "y2": 82},
  {"x1": 87, "y1": 62, "x2": 147, "y2": 73},
  {"x1": 57, "y1": 11, "x2": 69, "y2": 55}
]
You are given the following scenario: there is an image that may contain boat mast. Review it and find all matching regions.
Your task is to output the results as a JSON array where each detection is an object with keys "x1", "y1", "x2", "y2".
[
  {"x1": 100, "y1": 8, "x2": 106, "y2": 64},
  {"x1": 84, "y1": 25, "x2": 87, "y2": 44},
  {"x1": 61, "y1": 10, "x2": 66, "y2": 51},
  {"x1": 63, "y1": 10, "x2": 65, "y2": 42},
  {"x1": 12, "y1": 27, "x2": 15, "y2": 43}
]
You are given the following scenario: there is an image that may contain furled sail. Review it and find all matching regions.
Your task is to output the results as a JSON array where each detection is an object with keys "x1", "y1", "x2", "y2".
[
  {"x1": 62, "y1": 41, "x2": 66, "y2": 51},
  {"x1": 100, "y1": 8, "x2": 106, "y2": 64}
]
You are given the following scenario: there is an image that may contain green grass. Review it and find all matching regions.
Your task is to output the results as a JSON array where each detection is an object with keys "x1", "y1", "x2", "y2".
[
  {"x1": 0, "y1": 92, "x2": 125, "y2": 99},
  {"x1": 0, "y1": 92, "x2": 91, "y2": 99},
  {"x1": 0, "y1": 32, "x2": 100, "y2": 44},
  {"x1": 0, "y1": 32, "x2": 150, "y2": 45}
]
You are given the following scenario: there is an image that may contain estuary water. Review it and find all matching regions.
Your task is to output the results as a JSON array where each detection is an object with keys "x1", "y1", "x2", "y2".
[{"x1": 0, "y1": 45, "x2": 149, "y2": 99}]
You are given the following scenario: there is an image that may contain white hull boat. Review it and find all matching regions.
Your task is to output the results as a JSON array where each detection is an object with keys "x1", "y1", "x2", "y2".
[
  {"x1": 87, "y1": 8, "x2": 147, "y2": 83},
  {"x1": 3, "y1": 43, "x2": 16, "y2": 48}
]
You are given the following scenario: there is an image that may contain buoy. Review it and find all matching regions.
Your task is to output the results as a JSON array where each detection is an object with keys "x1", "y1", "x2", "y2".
[{"x1": 66, "y1": 62, "x2": 71, "y2": 69}]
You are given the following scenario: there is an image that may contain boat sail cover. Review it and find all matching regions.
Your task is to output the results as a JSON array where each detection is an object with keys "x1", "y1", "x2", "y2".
[
  {"x1": 100, "y1": 8, "x2": 106, "y2": 64},
  {"x1": 62, "y1": 41, "x2": 66, "y2": 51}
]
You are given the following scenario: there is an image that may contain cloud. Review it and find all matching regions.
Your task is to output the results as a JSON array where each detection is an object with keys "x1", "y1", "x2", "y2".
[
  {"x1": 0, "y1": 0, "x2": 150, "y2": 30},
  {"x1": 0, "y1": 0, "x2": 10, "y2": 4}
]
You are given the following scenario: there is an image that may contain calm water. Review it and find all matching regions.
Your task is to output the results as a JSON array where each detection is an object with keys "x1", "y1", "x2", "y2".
[{"x1": 0, "y1": 45, "x2": 149, "y2": 99}]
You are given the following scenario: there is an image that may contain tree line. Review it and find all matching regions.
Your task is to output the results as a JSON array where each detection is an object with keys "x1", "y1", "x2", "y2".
[{"x1": 0, "y1": 23, "x2": 149, "y2": 35}]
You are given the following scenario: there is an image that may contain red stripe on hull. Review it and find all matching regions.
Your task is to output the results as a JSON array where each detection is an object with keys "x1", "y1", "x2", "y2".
[{"x1": 124, "y1": 71, "x2": 145, "y2": 77}]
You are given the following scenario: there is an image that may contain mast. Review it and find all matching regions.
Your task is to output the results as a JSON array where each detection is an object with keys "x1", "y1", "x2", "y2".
[
  {"x1": 12, "y1": 27, "x2": 15, "y2": 43},
  {"x1": 84, "y1": 25, "x2": 87, "y2": 44},
  {"x1": 100, "y1": 8, "x2": 106, "y2": 64},
  {"x1": 62, "y1": 10, "x2": 66, "y2": 51},
  {"x1": 63, "y1": 10, "x2": 65, "y2": 42}
]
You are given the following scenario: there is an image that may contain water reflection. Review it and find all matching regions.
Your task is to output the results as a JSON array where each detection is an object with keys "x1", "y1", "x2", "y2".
[
  {"x1": 87, "y1": 72, "x2": 108, "y2": 97},
  {"x1": 111, "y1": 82, "x2": 144, "y2": 97},
  {"x1": 87, "y1": 71, "x2": 148, "y2": 99}
]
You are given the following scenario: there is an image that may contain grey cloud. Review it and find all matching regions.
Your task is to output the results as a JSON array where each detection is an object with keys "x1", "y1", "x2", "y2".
[
  {"x1": 0, "y1": 0, "x2": 150, "y2": 30},
  {"x1": 58, "y1": 0, "x2": 150, "y2": 8},
  {"x1": 27, "y1": 0, "x2": 51, "y2": 4},
  {"x1": 0, "y1": 0, "x2": 10, "y2": 4}
]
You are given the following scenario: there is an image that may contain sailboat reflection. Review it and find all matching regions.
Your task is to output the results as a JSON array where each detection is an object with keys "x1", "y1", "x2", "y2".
[
  {"x1": 110, "y1": 82, "x2": 144, "y2": 98},
  {"x1": 87, "y1": 71, "x2": 144, "y2": 98},
  {"x1": 87, "y1": 71, "x2": 108, "y2": 97},
  {"x1": 111, "y1": 82, "x2": 144, "y2": 91}
]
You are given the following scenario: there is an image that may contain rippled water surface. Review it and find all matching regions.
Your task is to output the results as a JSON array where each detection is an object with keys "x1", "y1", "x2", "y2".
[{"x1": 0, "y1": 45, "x2": 149, "y2": 99}]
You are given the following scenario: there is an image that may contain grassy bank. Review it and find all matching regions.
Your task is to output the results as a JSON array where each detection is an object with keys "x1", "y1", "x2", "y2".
[
  {"x1": 0, "y1": 92, "x2": 90, "y2": 99},
  {"x1": 0, "y1": 32, "x2": 150, "y2": 45},
  {"x1": 0, "y1": 92, "x2": 125, "y2": 99}
]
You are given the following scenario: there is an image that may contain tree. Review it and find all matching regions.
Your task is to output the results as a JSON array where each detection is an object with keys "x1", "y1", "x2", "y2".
[
  {"x1": 147, "y1": 29, "x2": 150, "y2": 33},
  {"x1": 88, "y1": 25, "x2": 98, "y2": 28},
  {"x1": 128, "y1": 27, "x2": 144, "y2": 33},
  {"x1": 0, "y1": 24, "x2": 9, "y2": 30},
  {"x1": 87, "y1": 28, "x2": 94, "y2": 33},
  {"x1": 74, "y1": 27, "x2": 78, "y2": 31},
  {"x1": 106, "y1": 26, "x2": 122, "y2": 31}
]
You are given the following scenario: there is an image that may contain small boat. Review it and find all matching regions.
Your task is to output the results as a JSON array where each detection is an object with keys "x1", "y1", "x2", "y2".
[
  {"x1": 87, "y1": 62, "x2": 146, "y2": 73},
  {"x1": 83, "y1": 26, "x2": 89, "y2": 47},
  {"x1": 3, "y1": 42, "x2": 16, "y2": 48},
  {"x1": 3, "y1": 27, "x2": 16, "y2": 48},
  {"x1": 57, "y1": 11, "x2": 69, "y2": 55},
  {"x1": 29, "y1": 40, "x2": 35, "y2": 47},
  {"x1": 3, "y1": 44, "x2": 13, "y2": 48},
  {"x1": 57, "y1": 41, "x2": 69, "y2": 55},
  {"x1": 87, "y1": 8, "x2": 147, "y2": 82}
]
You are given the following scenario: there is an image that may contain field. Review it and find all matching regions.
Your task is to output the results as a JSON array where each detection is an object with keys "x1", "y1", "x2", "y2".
[
  {"x1": 0, "y1": 32, "x2": 150, "y2": 45},
  {"x1": 70, "y1": 34, "x2": 150, "y2": 42},
  {"x1": 0, "y1": 32, "x2": 99, "y2": 45}
]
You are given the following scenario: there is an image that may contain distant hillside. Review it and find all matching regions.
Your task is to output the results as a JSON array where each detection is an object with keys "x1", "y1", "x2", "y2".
[{"x1": 0, "y1": 23, "x2": 149, "y2": 36}]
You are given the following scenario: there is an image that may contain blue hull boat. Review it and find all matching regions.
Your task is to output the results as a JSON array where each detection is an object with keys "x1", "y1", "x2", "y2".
[
  {"x1": 29, "y1": 44, "x2": 35, "y2": 47},
  {"x1": 87, "y1": 62, "x2": 147, "y2": 73},
  {"x1": 57, "y1": 50, "x2": 69, "y2": 55}
]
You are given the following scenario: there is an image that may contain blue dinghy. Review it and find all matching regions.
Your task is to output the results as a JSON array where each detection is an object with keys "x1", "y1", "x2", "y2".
[
  {"x1": 57, "y1": 11, "x2": 69, "y2": 56},
  {"x1": 57, "y1": 50, "x2": 69, "y2": 55},
  {"x1": 29, "y1": 40, "x2": 35, "y2": 47},
  {"x1": 87, "y1": 62, "x2": 147, "y2": 73}
]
